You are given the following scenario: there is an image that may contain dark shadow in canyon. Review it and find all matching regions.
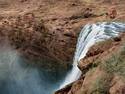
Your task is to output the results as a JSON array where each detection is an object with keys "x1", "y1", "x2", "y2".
[{"x1": 0, "y1": 40, "x2": 71, "y2": 94}]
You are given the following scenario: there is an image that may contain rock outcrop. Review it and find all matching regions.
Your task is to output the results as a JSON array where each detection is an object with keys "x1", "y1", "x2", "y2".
[
  {"x1": 0, "y1": 0, "x2": 125, "y2": 65},
  {"x1": 0, "y1": 13, "x2": 77, "y2": 69},
  {"x1": 55, "y1": 33, "x2": 125, "y2": 94}
]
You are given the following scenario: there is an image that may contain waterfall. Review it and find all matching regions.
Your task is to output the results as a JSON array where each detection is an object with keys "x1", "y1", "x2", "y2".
[{"x1": 60, "y1": 22, "x2": 125, "y2": 89}]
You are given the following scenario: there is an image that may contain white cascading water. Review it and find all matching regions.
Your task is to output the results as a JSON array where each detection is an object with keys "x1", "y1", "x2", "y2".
[{"x1": 60, "y1": 22, "x2": 125, "y2": 89}]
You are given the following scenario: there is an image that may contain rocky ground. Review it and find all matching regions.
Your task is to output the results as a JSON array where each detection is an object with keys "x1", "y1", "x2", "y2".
[{"x1": 0, "y1": 0, "x2": 125, "y2": 93}]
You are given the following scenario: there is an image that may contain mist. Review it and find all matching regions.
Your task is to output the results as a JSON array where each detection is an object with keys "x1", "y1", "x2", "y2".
[{"x1": 0, "y1": 41, "x2": 69, "y2": 94}]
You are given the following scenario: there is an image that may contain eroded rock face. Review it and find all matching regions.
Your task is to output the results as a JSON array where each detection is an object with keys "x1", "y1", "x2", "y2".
[
  {"x1": 1, "y1": 1, "x2": 125, "y2": 93},
  {"x1": 1, "y1": 0, "x2": 125, "y2": 65},
  {"x1": 0, "y1": 13, "x2": 77, "y2": 67}
]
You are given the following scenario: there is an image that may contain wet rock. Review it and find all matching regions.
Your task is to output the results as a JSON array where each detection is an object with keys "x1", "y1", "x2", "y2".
[{"x1": 113, "y1": 36, "x2": 121, "y2": 41}]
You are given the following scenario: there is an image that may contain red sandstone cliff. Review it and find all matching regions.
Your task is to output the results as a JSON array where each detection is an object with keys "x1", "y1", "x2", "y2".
[
  {"x1": 0, "y1": 0, "x2": 125, "y2": 64},
  {"x1": 0, "y1": 1, "x2": 125, "y2": 93}
]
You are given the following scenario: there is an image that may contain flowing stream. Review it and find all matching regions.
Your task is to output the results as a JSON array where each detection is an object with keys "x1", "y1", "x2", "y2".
[{"x1": 60, "y1": 22, "x2": 125, "y2": 88}]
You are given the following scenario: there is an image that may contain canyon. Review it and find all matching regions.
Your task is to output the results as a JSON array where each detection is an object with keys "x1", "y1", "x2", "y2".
[{"x1": 0, "y1": 0, "x2": 125, "y2": 94}]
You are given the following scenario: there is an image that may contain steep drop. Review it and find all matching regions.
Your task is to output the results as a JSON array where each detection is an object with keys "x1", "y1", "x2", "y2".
[
  {"x1": 60, "y1": 22, "x2": 125, "y2": 88},
  {"x1": 0, "y1": 42, "x2": 69, "y2": 94}
]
